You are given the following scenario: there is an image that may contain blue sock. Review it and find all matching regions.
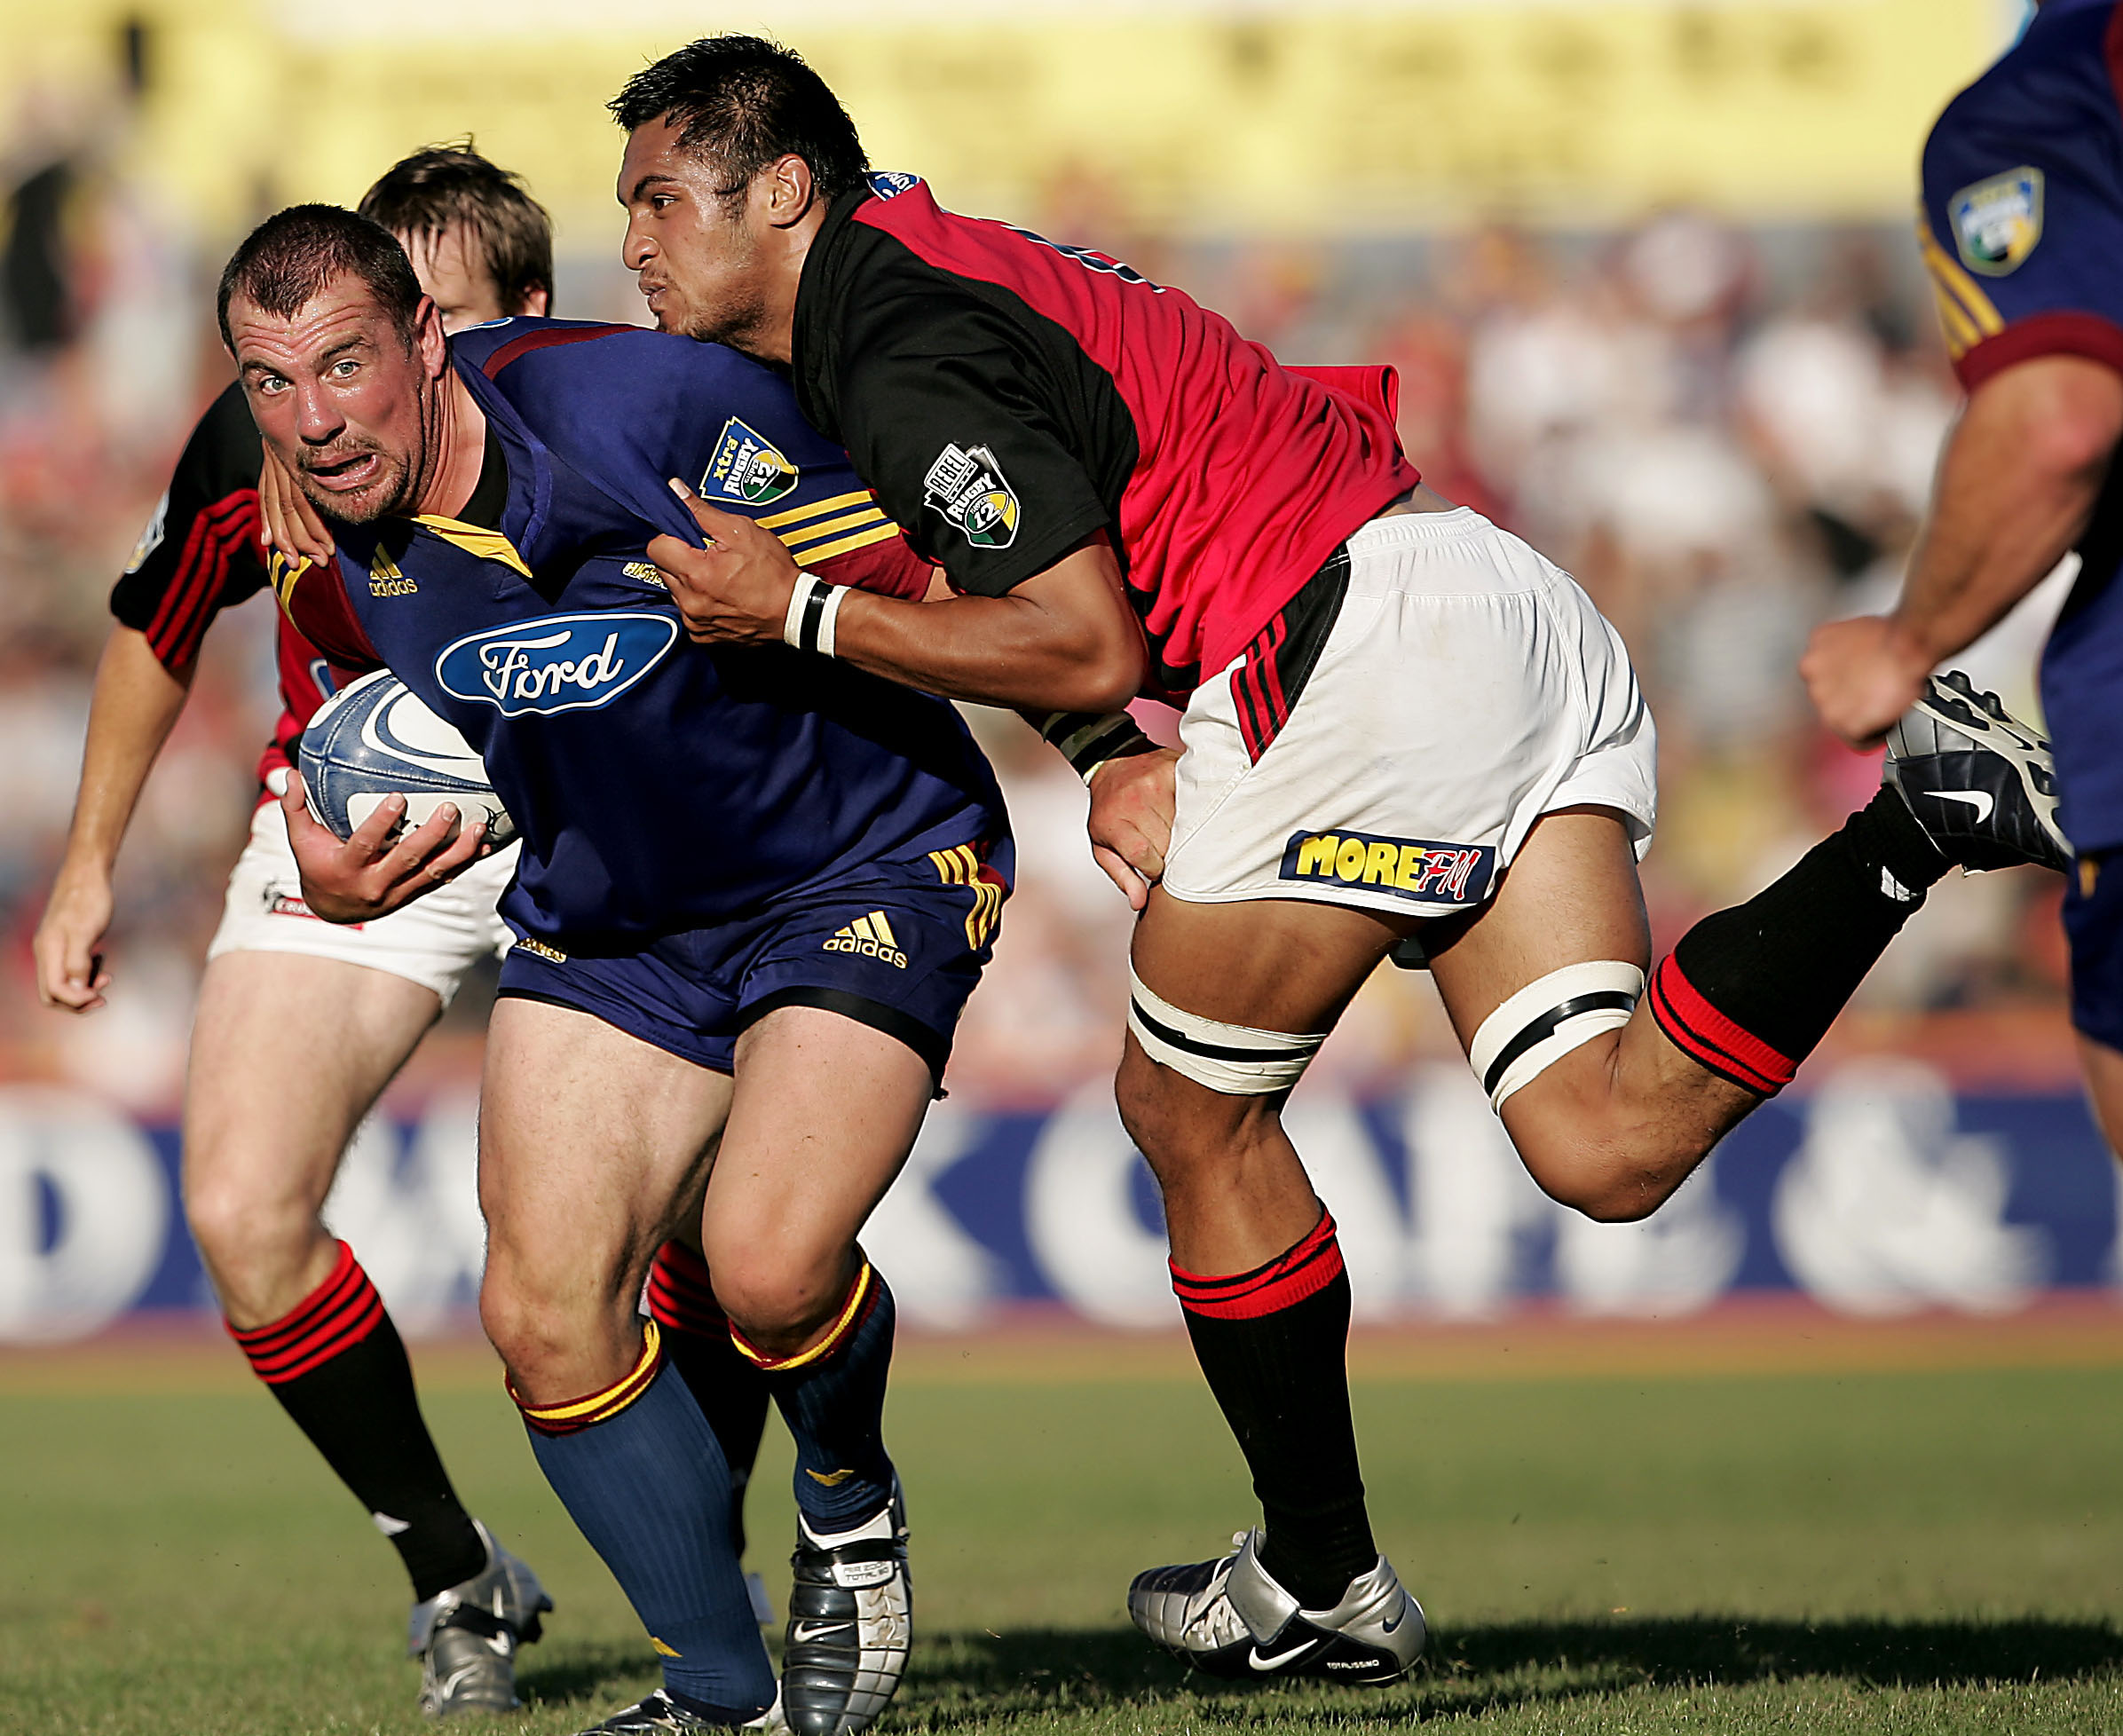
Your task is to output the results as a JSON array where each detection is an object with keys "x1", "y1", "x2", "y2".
[
  {"x1": 519, "y1": 1334, "x2": 773, "y2": 1716},
  {"x1": 748, "y1": 1263, "x2": 897, "y2": 1532}
]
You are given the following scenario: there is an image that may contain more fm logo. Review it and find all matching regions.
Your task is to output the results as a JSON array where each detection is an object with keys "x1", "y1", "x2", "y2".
[{"x1": 1278, "y1": 828, "x2": 1493, "y2": 904}]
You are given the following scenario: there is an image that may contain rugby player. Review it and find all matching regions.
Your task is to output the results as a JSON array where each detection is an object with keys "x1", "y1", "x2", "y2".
[
  {"x1": 34, "y1": 146, "x2": 586, "y2": 1717},
  {"x1": 1804, "y1": 0, "x2": 2111, "y2": 1109},
  {"x1": 606, "y1": 36, "x2": 2070, "y2": 1685},
  {"x1": 230, "y1": 203, "x2": 1010, "y2": 1736}
]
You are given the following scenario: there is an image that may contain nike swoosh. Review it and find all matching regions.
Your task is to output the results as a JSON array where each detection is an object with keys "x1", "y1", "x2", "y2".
[
  {"x1": 1930, "y1": 789, "x2": 1993, "y2": 822},
  {"x1": 792, "y1": 1622, "x2": 851, "y2": 1645},
  {"x1": 1382, "y1": 1605, "x2": 1405, "y2": 1635},
  {"x1": 1249, "y1": 1638, "x2": 1320, "y2": 1671}
]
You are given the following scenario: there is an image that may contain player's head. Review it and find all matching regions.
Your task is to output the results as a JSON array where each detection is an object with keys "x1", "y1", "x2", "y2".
[
  {"x1": 359, "y1": 141, "x2": 554, "y2": 332},
  {"x1": 219, "y1": 205, "x2": 447, "y2": 525},
  {"x1": 609, "y1": 35, "x2": 864, "y2": 356}
]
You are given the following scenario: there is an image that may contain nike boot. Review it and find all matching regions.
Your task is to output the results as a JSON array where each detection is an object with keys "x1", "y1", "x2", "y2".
[
  {"x1": 409, "y1": 1520, "x2": 554, "y2": 1716},
  {"x1": 781, "y1": 1487, "x2": 912, "y2": 1736},
  {"x1": 1885, "y1": 670, "x2": 2071, "y2": 873},
  {"x1": 573, "y1": 1690, "x2": 785, "y2": 1734},
  {"x1": 1129, "y1": 1528, "x2": 1425, "y2": 1685}
]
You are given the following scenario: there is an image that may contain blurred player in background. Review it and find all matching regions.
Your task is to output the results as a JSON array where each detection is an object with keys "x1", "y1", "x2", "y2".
[
  {"x1": 33, "y1": 145, "x2": 766, "y2": 1717},
  {"x1": 1804, "y1": 0, "x2": 2110, "y2": 1111},
  {"x1": 610, "y1": 36, "x2": 2071, "y2": 1688},
  {"x1": 239, "y1": 204, "x2": 1006, "y2": 1736}
]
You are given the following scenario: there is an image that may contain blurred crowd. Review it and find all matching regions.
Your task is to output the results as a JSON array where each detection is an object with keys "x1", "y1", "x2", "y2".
[{"x1": 0, "y1": 142, "x2": 2076, "y2": 1117}]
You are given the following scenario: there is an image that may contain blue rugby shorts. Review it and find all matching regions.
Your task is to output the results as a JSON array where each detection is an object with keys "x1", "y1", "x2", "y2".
[{"x1": 495, "y1": 840, "x2": 1009, "y2": 1084}]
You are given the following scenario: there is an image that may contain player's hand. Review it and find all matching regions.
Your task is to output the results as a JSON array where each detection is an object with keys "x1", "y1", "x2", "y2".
[
  {"x1": 1800, "y1": 615, "x2": 1931, "y2": 748},
  {"x1": 33, "y1": 859, "x2": 115, "y2": 1013},
  {"x1": 258, "y1": 447, "x2": 335, "y2": 565},
  {"x1": 649, "y1": 479, "x2": 800, "y2": 646},
  {"x1": 281, "y1": 772, "x2": 486, "y2": 922},
  {"x1": 1086, "y1": 746, "x2": 1178, "y2": 911}
]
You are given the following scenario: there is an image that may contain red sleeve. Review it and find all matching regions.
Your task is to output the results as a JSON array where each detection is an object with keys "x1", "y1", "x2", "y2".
[
  {"x1": 272, "y1": 553, "x2": 384, "y2": 675},
  {"x1": 811, "y1": 525, "x2": 938, "y2": 600}
]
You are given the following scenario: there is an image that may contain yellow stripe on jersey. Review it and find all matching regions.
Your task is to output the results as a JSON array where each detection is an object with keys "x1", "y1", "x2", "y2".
[
  {"x1": 793, "y1": 522, "x2": 904, "y2": 568},
  {"x1": 757, "y1": 489, "x2": 874, "y2": 531},
  {"x1": 268, "y1": 551, "x2": 311, "y2": 618},
  {"x1": 1916, "y1": 217, "x2": 2004, "y2": 356},
  {"x1": 412, "y1": 515, "x2": 534, "y2": 579},
  {"x1": 781, "y1": 507, "x2": 890, "y2": 550}
]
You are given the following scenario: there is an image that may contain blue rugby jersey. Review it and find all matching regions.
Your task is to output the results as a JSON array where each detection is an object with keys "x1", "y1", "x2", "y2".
[
  {"x1": 275, "y1": 318, "x2": 1007, "y2": 950},
  {"x1": 1920, "y1": 0, "x2": 2123, "y2": 850}
]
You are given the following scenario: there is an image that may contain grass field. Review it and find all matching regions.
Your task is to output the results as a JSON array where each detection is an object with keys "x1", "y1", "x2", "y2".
[{"x1": 4, "y1": 1322, "x2": 2123, "y2": 1734}]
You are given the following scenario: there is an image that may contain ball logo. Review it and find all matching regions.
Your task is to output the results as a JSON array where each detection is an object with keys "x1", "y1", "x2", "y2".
[
  {"x1": 359, "y1": 683, "x2": 492, "y2": 782},
  {"x1": 436, "y1": 612, "x2": 677, "y2": 716}
]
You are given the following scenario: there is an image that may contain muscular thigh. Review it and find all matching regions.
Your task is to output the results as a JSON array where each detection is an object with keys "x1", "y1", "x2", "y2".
[
  {"x1": 183, "y1": 950, "x2": 440, "y2": 1215},
  {"x1": 700, "y1": 1006, "x2": 934, "y2": 1296},
  {"x1": 1423, "y1": 807, "x2": 1652, "y2": 1046},
  {"x1": 480, "y1": 996, "x2": 734, "y2": 1309}
]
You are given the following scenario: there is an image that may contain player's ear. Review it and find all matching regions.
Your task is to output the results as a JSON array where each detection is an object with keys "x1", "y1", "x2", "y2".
[
  {"x1": 764, "y1": 154, "x2": 816, "y2": 228},
  {"x1": 414, "y1": 295, "x2": 448, "y2": 375}
]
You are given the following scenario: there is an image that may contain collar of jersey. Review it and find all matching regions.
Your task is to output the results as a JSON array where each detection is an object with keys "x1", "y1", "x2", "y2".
[{"x1": 409, "y1": 514, "x2": 533, "y2": 578}]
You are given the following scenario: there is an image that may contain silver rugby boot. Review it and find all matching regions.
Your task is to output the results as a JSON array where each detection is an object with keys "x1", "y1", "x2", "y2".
[
  {"x1": 409, "y1": 1519, "x2": 554, "y2": 1716},
  {"x1": 1129, "y1": 1528, "x2": 1424, "y2": 1685}
]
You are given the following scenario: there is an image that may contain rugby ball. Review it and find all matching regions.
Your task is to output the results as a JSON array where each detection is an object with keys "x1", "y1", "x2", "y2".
[{"x1": 299, "y1": 669, "x2": 517, "y2": 846}]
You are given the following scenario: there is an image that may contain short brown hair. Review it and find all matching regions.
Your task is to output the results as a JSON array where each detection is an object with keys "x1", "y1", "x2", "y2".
[
  {"x1": 217, "y1": 204, "x2": 422, "y2": 351},
  {"x1": 358, "y1": 141, "x2": 553, "y2": 315}
]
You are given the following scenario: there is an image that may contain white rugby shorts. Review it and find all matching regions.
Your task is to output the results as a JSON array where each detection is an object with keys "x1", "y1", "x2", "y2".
[
  {"x1": 1160, "y1": 508, "x2": 1656, "y2": 920},
  {"x1": 206, "y1": 794, "x2": 517, "y2": 1006}
]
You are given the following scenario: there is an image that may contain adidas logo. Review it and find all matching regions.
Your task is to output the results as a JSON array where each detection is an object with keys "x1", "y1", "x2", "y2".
[
  {"x1": 825, "y1": 911, "x2": 908, "y2": 968},
  {"x1": 368, "y1": 551, "x2": 416, "y2": 597}
]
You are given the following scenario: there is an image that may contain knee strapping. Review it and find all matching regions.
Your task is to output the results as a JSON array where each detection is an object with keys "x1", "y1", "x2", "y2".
[
  {"x1": 1468, "y1": 960, "x2": 1645, "y2": 1112},
  {"x1": 1127, "y1": 968, "x2": 1327, "y2": 1096}
]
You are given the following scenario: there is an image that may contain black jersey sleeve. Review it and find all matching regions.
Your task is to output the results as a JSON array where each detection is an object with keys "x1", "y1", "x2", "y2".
[
  {"x1": 109, "y1": 381, "x2": 266, "y2": 670},
  {"x1": 833, "y1": 280, "x2": 1113, "y2": 597}
]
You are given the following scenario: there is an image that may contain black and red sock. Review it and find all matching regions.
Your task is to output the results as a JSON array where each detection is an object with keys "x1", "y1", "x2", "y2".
[
  {"x1": 226, "y1": 1240, "x2": 485, "y2": 1601},
  {"x1": 1172, "y1": 1210, "x2": 1375, "y2": 1610},
  {"x1": 1650, "y1": 786, "x2": 1949, "y2": 1093},
  {"x1": 645, "y1": 1242, "x2": 771, "y2": 1556}
]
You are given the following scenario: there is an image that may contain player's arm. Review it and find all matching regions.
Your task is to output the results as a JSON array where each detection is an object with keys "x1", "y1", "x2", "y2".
[
  {"x1": 34, "y1": 627, "x2": 193, "y2": 1010},
  {"x1": 40, "y1": 384, "x2": 267, "y2": 1010},
  {"x1": 280, "y1": 774, "x2": 488, "y2": 923},
  {"x1": 1803, "y1": 354, "x2": 2123, "y2": 743}
]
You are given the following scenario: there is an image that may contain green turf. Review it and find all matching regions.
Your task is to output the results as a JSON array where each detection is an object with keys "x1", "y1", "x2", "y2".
[{"x1": 3, "y1": 1362, "x2": 2120, "y2": 1732}]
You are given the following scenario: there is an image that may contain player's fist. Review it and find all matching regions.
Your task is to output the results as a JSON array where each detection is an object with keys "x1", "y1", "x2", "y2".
[
  {"x1": 281, "y1": 771, "x2": 486, "y2": 922},
  {"x1": 650, "y1": 479, "x2": 800, "y2": 647},
  {"x1": 1801, "y1": 615, "x2": 1931, "y2": 748},
  {"x1": 33, "y1": 859, "x2": 115, "y2": 1013},
  {"x1": 1087, "y1": 746, "x2": 1179, "y2": 911}
]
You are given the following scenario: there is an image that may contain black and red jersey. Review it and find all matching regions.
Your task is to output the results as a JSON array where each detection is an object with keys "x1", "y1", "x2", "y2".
[
  {"x1": 791, "y1": 173, "x2": 1420, "y2": 699},
  {"x1": 109, "y1": 381, "x2": 330, "y2": 790}
]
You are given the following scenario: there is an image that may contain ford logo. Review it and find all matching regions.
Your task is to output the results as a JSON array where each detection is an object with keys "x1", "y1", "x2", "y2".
[{"x1": 435, "y1": 612, "x2": 678, "y2": 717}]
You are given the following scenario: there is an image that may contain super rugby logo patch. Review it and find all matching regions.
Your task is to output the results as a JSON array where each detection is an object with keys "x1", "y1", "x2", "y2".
[
  {"x1": 923, "y1": 443, "x2": 1020, "y2": 549},
  {"x1": 700, "y1": 417, "x2": 799, "y2": 506},
  {"x1": 1951, "y1": 168, "x2": 2043, "y2": 276},
  {"x1": 435, "y1": 612, "x2": 676, "y2": 716},
  {"x1": 125, "y1": 490, "x2": 169, "y2": 574},
  {"x1": 1280, "y1": 829, "x2": 1495, "y2": 904}
]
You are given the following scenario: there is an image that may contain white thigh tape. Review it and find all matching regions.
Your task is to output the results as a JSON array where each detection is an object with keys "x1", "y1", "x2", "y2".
[
  {"x1": 1467, "y1": 959, "x2": 1645, "y2": 1112},
  {"x1": 1126, "y1": 969, "x2": 1327, "y2": 1096}
]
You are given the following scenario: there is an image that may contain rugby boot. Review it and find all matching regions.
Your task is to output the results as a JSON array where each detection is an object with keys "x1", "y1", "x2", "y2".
[
  {"x1": 573, "y1": 1690, "x2": 785, "y2": 1734},
  {"x1": 781, "y1": 1486, "x2": 912, "y2": 1736},
  {"x1": 409, "y1": 1519, "x2": 553, "y2": 1717},
  {"x1": 1129, "y1": 1528, "x2": 1425, "y2": 1685},
  {"x1": 1884, "y1": 670, "x2": 2070, "y2": 874}
]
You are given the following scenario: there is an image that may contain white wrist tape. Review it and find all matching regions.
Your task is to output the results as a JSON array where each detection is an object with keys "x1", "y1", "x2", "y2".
[
  {"x1": 1467, "y1": 959, "x2": 1645, "y2": 1112},
  {"x1": 782, "y1": 574, "x2": 846, "y2": 656},
  {"x1": 1126, "y1": 967, "x2": 1327, "y2": 1097}
]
